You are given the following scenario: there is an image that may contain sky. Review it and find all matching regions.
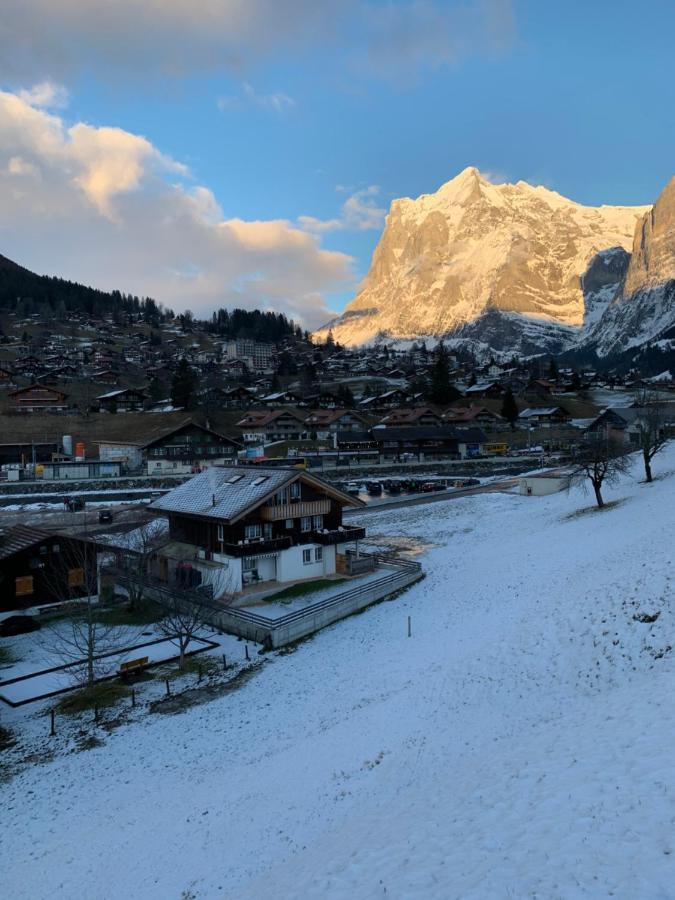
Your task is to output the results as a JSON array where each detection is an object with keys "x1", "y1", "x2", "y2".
[{"x1": 0, "y1": 0, "x2": 674, "y2": 330}]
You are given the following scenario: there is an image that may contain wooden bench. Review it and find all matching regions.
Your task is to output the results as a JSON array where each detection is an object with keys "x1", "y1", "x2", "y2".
[{"x1": 118, "y1": 656, "x2": 149, "y2": 677}]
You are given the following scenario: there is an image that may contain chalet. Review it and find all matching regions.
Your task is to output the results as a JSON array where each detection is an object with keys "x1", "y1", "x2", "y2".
[
  {"x1": 371, "y1": 425, "x2": 486, "y2": 460},
  {"x1": 143, "y1": 421, "x2": 242, "y2": 474},
  {"x1": 519, "y1": 406, "x2": 571, "y2": 427},
  {"x1": 91, "y1": 369, "x2": 120, "y2": 385},
  {"x1": 8, "y1": 383, "x2": 69, "y2": 413},
  {"x1": 303, "y1": 409, "x2": 370, "y2": 439},
  {"x1": 0, "y1": 526, "x2": 100, "y2": 613},
  {"x1": 97, "y1": 420, "x2": 241, "y2": 474},
  {"x1": 259, "y1": 390, "x2": 306, "y2": 407},
  {"x1": 96, "y1": 388, "x2": 146, "y2": 413},
  {"x1": 443, "y1": 406, "x2": 505, "y2": 428},
  {"x1": 237, "y1": 409, "x2": 307, "y2": 444},
  {"x1": 337, "y1": 425, "x2": 485, "y2": 459},
  {"x1": 220, "y1": 386, "x2": 258, "y2": 408},
  {"x1": 464, "y1": 381, "x2": 504, "y2": 400},
  {"x1": 379, "y1": 407, "x2": 443, "y2": 427},
  {"x1": 583, "y1": 407, "x2": 670, "y2": 447},
  {"x1": 148, "y1": 467, "x2": 366, "y2": 595}
]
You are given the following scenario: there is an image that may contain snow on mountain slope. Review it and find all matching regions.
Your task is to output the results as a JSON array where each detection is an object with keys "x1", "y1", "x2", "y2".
[
  {"x1": 582, "y1": 177, "x2": 675, "y2": 357},
  {"x1": 314, "y1": 167, "x2": 647, "y2": 347},
  {"x1": 3, "y1": 446, "x2": 675, "y2": 899}
]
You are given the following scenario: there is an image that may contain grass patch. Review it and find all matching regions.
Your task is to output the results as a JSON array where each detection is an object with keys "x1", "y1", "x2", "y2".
[
  {"x1": 92, "y1": 602, "x2": 164, "y2": 626},
  {"x1": 157, "y1": 653, "x2": 223, "y2": 682},
  {"x1": 565, "y1": 499, "x2": 626, "y2": 520},
  {"x1": 0, "y1": 724, "x2": 16, "y2": 752},
  {"x1": 54, "y1": 681, "x2": 132, "y2": 715},
  {"x1": 0, "y1": 646, "x2": 17, "y2": 666},
  {"x1": 264, "y1": 577, "x2": 347, "y2": 604}
]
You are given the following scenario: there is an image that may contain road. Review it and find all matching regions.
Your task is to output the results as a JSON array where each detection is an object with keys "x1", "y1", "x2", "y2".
[{"x1": 344, "y1": 475, "x2": 521, "y2": 516}]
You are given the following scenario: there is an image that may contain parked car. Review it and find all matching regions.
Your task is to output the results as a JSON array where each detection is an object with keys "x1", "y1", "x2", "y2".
[
  {"x1": 0, "y1": 615, "x2": 41, "y2": 636},
  {"x1": 453, "y1": 478, "x2": 480, "y2": 488},
  {"x1": 366, "y1": 481, "x2": 383, "y2": 496},
  {"x1": 98, "y1": 509, "x2": 113, "y2": 524}
]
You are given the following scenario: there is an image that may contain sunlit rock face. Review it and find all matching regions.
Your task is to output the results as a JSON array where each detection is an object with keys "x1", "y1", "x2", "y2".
[{"x1": 314, "y1": 167, "x2": 647, "y2": 350}]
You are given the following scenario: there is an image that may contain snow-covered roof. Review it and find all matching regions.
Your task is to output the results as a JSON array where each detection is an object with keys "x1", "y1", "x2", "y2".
[{"x1": 150, "y1": 466, "x2": 363, "y2": 523}]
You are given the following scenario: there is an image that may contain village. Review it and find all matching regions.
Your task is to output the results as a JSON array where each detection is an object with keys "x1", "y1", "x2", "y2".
[{"x1": 0, "y1": 302, "x2": 673, "y2": 748}]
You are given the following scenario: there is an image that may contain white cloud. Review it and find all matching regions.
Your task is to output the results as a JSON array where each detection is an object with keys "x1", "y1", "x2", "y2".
[
  {"x1": 17, "y1": 80, "x2": 70, "y2": 108},
  {"x1": 0, "y1": 87, "x2": 353, "y2": 328},
  {"x1": 217, "y1": 82, "x2": 296, "y2": 114},
  {"x1": 298, "y1": 185, "x2": 386, "y2": 234},
  {"x1": 0, "y1": 1, "x2": 515, "y2": 84}
]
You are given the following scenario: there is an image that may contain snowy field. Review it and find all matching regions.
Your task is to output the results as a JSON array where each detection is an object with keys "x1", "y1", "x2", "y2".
[{"x1": 2, "y1": 445, "x2": 675, "y2": 898}]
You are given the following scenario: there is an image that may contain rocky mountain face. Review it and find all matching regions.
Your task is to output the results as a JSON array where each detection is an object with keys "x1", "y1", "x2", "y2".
[
  {"x1": 580, "y1": 177, "x2": 675, "y2": 358},
  {"x1": 314, "y1": 168, "x2": 675, "y2": 361}
]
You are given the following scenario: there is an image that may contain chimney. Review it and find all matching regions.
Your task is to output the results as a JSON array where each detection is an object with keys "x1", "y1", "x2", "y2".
[{"x1": 212, "y1": 493, "x2": 216, "y2": 507}]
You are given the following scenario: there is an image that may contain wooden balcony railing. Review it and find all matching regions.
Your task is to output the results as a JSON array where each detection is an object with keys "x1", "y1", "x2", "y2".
[{"x1": 261, "y1": 498, "x2": 331, "y2": 521}]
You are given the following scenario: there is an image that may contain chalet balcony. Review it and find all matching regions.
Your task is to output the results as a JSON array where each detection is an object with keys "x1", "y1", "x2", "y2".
[
  {"x1": 261, "y1": 498, "x2": 331, "y2": 521},
  {"x1": 312, "y1": 526, "x2": 366, "y2": 545},
  {"x1": 221, "y1": 536, "x2": 292, "y2": 557}
]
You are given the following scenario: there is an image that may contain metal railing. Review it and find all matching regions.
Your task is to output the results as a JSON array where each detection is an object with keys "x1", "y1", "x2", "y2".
[{"x1": 203, "y1": 554, "x2": 422, "y2": 630}]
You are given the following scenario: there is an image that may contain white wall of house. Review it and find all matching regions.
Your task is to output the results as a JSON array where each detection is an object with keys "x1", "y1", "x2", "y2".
[
  {"x1": 98, "y1": 443, "x2": 143, "y2": 469},
  {"x1": 276, "y1": 543, "x2": 336, "y2": 583}
]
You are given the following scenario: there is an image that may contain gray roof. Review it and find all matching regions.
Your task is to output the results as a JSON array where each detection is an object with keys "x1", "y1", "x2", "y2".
[{"x1": 150, "y1": 466, "x2": 294, "y2": 522}]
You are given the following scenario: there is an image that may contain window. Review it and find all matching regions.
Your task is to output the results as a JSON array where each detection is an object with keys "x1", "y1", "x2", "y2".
[
  {"x1": 285, "y1": 518, "x2": 294, "y2": 529},
  {"x1": 313, "y1": 515, "x2": 323, "y2": 530},
  {"x1": 39, "y1": 545, "x2": 47, "y2": 556},
  {"x1": 245, "y1": 524, "x2": 262, "y2": 540},
  {"x1": 52, "y1": 544, "x2": 60, "y2": 553},
  {"x1": 226, "y1": 473, "x2": 244, "y2": 484},
  {"x1": 314, "y1": 546, "x2": 323, "y2": 562},
  {"x1": 243, "y1": 556, "x2": 257, "y2": 571},
  {"x1": 68, "y1": 568, "x2": 85, "y2": 588},
  {"x1": 251, "y1": 475, "x2": 269, "y2": 487},
  {"x1": 217, "y1": 524, "x2": 224, "y2": 542},
  {"x1": 276, "y1": 488, "x2": 289, "y2": 505},
  {"x1": 302, "y1": 548, "x2": 312, "y2": 565},
  {"x1": 263, "y1": 523, "x2": 273, "y2": 539},
  {"x1": 301, "y1": 516, "x2": 312, "y2": 532},
  {"x1": 15, "y1": 576, "x2": 34, "y2": 597}
]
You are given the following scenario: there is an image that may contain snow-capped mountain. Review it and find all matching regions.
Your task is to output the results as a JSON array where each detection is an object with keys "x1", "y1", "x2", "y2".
[
  {"x1": 580, "y1": 177, "x2": 675, "y2": 357},
  {"x1": 314, "y1": 167, "x2": 651, "y2": 356}
]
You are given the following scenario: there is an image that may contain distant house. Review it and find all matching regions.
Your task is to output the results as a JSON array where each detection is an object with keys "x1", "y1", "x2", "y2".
[
  {"x1": 147, "y1": 466, "x2": 366, "y2": 595},
  {"x1": 259, "y1": 390, "x2": 306, "y2": 407},
  {"x1": 443, "y1": 405, "x2": 505, "y2": 428},
  {"x1": 96, "y1": 388, "x2": 146, "y2": 413},
  {"x1": 236, "y1": 409, "x2": 307, "y2": 444},
  {"x1": 519, "y1": 406, "x2": 571, "y2": 427},
  {"x1": 0, "y1": 366, "x2": 14, "y2": 387},
  {"x1": 357, "y1": 425, "x2": 486, "y2": 460},
  {"x1": 8, "y1": 383, "x2": 69, "y2": 413},
  {"x1": 379, "y1": 407, "x2": 443, "y2": 427},
  {"x1": 304, "y1": 409, "x2": 370, "y2": 439},
  {"x1": 143, "y1": 421, "x2": 242, "y2": 474},
  {"x1": 584, "y1": 407, "x2": 668, "y2": 447},
  {"x1": 97, "y1": 420, "x2": 241, "y2": 475},
  {"x1": 464, "y1": 381, "x2": 504, "y2": 399}
]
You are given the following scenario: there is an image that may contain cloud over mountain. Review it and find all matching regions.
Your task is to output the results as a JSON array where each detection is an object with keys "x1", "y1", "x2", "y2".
[{"x1": 0, "y1": 86, "x2": 353, "y2": 327}]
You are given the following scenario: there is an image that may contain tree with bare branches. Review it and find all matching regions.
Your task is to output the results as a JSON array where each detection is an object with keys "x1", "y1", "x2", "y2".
[
  {"x1": 570, "y1": 435, "x2": 632, "y2": 508},
  {"x1": 633, "y1": 389, "x2": 670, "y2": 483},
  {"x1": 43, "y1": 537, "x2": 125, "y2": 688},
  {"x1": 155, "y1": 594, "x2": 213, "y2": 671}
]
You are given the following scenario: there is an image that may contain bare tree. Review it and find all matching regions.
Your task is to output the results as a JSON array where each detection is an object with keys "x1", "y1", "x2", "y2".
[
  {"x1": 633, "y1": 389, "x2": 670, "y2": 483},
  {"x1": 155, "y1": 594, "x2": 212, "y2": 671},
  {"x1": 110, "y1": 519, "x2": 167, "y2": 612},
  {"x1": 570, "y1": 435, "x2": 632, "y2": 508},
  {"x1": 43, "y1": 537, "x2": 126, "y2": 687}
]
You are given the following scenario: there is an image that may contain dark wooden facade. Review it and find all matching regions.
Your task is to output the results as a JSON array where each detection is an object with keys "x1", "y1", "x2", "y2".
[{"x1": 0, "y1": 527, "x2": 100, "y2": 612}]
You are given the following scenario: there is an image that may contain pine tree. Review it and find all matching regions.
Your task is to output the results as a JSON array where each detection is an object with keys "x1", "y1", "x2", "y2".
[
  {"x1": 427, "y1": 342, "x2": 460, "y2": 405},
  {"x1": 171, "y1": 358, "x2": 197, "y2": 409},
  {"x1": 501, "y1": 388, "x2": 519, "y2": 428}
]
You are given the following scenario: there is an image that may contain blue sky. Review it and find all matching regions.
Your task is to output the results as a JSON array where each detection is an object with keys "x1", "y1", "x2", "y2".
[{"x1": 1, "y1": 1, "x2": 674, "y2": 327}]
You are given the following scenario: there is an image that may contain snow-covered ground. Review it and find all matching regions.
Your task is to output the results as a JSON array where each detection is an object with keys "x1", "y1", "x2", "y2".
[{"x1": 2, "y1": 445, "x2": 675, "y2": 899}]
